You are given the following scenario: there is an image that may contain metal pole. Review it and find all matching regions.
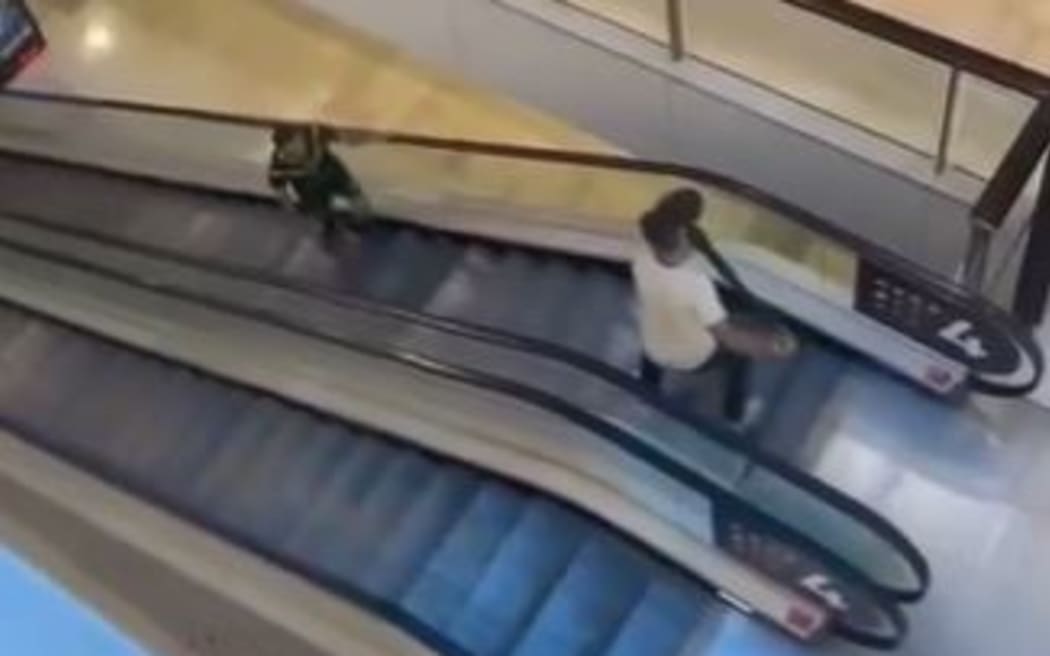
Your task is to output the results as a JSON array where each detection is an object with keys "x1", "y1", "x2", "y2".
[
  {"x1": 667, "y1": 0, "x2": 685, "y2": 61},
  {"x1": 935, "y1": 68, "x2": 961, "y2": 175},
  {"x1": 1012, "y1": 160, "x2": 1050, "y2": 324},
  {"x1": 960, "y1": 219, "x2": 994, "y2": 292}
]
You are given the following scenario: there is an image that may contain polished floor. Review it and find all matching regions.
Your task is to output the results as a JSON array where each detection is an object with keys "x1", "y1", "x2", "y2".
[{"x1": 21, "y1": 0, "x2": 610, "y2": 149}]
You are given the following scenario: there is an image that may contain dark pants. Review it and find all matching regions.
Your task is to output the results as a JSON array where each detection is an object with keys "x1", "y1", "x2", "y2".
[{"x1": 641, "y1": 352, "x2": 751, "y2": 423}]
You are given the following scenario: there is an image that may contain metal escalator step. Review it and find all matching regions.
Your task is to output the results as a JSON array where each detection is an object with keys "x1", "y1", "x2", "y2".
[
  {"x1": 358, "y1": 229, "x2": 431, "y2": 303},
  {"x1": 512, "y1": 259, "x2": 582, "y2": 339},
  {"x1": 317, "y1": 450, "x2": 439, "y2": 582},
  {"x1": 389, "y1": 236, "x2": 468, "y2": 311},
  {"x1": 602, "y1": 577, "x2": 712, "y2": 656},
  {"x1": 0, "y1": 308, "x2": 34, "y2": 354},
  {"x1": 400, "y1": 482, "x2": 528, "y2": 631},
  {"x1": 0, "y1": 324, "x2": 77, "y2": 418},
  {"x1": 359, "y1": 463, "x2": 483, "y2": 598},
  {"x1": 87, "y1": 363, "x2": 201, "y2": 464},
  {"x1": 571, "y1": 272, "x2": 636, "y2": 363},
  {"x1": 152, "y1": 385, "x2": 263, "y2": 497},
  {"x1": 320, "y1": 226, "x2": 402, "y2": 293},
  {"x1": 469, "y1": 251, "x2": 540, "y2": 331},
  {"x1": 246, "y1": 421, "x2": 350, "y2": 543},
  {"x1": 423, "y1": 246, "x2": 499, "y2": 320},
  {"x1": 10, "y1": 337, "x2": 105, "y2": 434},
  {"x1": 51, "y1": 350, "x2": 161, "y2": 451},
  {"x1": 208, "y1": 408, "x2": 317, "y2": 531},
  {"x1": 186, "y1": 398, "x2": 289, "y2": 504},
  {"x1": 508, "y1": 535, "x2": 649, "y2": 656},
  {"x1": 561, "y1": 271, "x2": 620, "y2": 356},
  {"x1": 280, "y1": 434, "x2": 397, "y2": 561},
  {"x1": 445, "y1": 499, "x2": 590, "y2": 655},
  {"x1": 210, "y1": 214, "x2": 301, "y2": 271},
  {"x1": 116, "y1": 370, "x2": 222, "y2": 475}
]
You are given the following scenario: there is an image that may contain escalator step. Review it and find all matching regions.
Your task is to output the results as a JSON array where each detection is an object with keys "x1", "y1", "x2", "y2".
[
  {"x1": 150, "y1": 383, "x2": 257, "y2": 497},
  {"x1": 602, "y1": 578, "x2": 711, "y2": 656},
  {"x1": 445, "y1": 499, "x2": 589, "y2": 655},
  {"x1": 359, "y1": 463, "x2": 483, "y2": 598},
  {"x1": 208, "y1": 408, "x2": 316, "y2": 532},
  {"x1": 400, "y1": 482, "x2": 528, "y2": 631},
  {"x1": 249, "y1": 422, "x2": 353, "y2": 543},
  {"x1": 280, "y1": 434, "x2": 397, "y2": 563},
  {"x1": 318, "y1": 450, "x2": 439, "y2": 582},
  {"x1": 89, "y1": 362, "x2": 200, "y2": 457},
  {"x1": 116, "y1": 370, "x2": 220, "y2": 475},
  {"x1": 186, "y1": 398, "x2": 288, "y2": 504},
  {"x1": 509, "y1": 535, "x2": 649, "y2": 656},
  {"x1": 358, "y1": 229, "x2": 431, "y2": 304}
]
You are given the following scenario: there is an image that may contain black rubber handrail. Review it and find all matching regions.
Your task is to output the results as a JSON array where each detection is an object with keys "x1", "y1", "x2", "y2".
[
  {"x1": 0, "y1": 204, "x2": 930, "y2": 605},
  {"x1": 0, "y1": 211, "x2": 907, "y2": 648},
  {"x1": 0, "y1": 87, "x2": 1040, "y2": 396}
]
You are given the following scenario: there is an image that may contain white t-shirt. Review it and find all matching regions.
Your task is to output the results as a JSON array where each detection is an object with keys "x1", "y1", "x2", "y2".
[{"x1": 631, "y1": 248, "x2": 728, "y2": 370}]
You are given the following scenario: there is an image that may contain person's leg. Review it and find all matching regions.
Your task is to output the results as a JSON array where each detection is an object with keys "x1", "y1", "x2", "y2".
[
  {"x1": 722, "y1": 353, "x2": 752, "y2": 424},
  {"x1": 640, "y1": 356, "x2": 665, "y2": 389}
]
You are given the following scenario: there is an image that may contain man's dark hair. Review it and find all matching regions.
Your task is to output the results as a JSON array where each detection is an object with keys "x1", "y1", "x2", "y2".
[{"x1": 640, "y1": 188, "x2": 705, "y2": 252}]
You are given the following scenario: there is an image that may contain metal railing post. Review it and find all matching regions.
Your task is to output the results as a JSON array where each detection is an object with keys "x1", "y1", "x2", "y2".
[
  {"x1": 667, "y1": 0, "x2": 685, "y2": 61},
  {"x1": 960, "y1": 219, "x2": 994, "y2": 292},
  {"x1": 935, "y1": 68, "x2": 961, "y2": 175}
]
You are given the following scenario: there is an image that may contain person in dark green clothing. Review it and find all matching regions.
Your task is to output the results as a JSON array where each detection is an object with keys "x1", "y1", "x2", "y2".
[{"x1": 268, "y1": 124, "x2": 372, "y2": 244}]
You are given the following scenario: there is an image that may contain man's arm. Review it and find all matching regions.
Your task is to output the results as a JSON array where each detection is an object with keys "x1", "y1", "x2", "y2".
[{"x1": 710, "y1": 319, "x2": 798, "y2": 360}]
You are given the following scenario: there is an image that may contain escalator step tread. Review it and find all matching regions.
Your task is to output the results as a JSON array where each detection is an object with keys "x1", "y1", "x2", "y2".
[
  {"x1": 151, "y1": 384, "x2": 258, "y2": 496},
  {"x1": 400, "y1": 482, "x2": 528, "y2": 631},
  {"x1": 317, "y1": 449, "x2": 440, "y2": 582},
  {"x1": 359, "y1": 463, "x2": 483, "y2": 598},
  {"x1": 509, "y1": 535, "x2": 649, "y2": 656},
  {"x1": 327, "y1": 226, "x2": 402, "y2": 293},
  {"x1": 246, "y1": 421, "x2": 350, "y2": 543},
  {"x1": 359, "y1": 229, "x2": 431, "y2": 303},
  {"x1": 207, "y1": 408, "x2": 317, "y2": 532},
  {"x1": 116, "y1": 370, "x2": 222, "y2": 476},
  {"x1": 186, "y1": 398, "x2": 289, "y2": 503},
  {"x1": 603, "y1": 577, "x2": 712, "y2": 656},
  {"x1": 446, "y1": 499, "x2": 590, "y2": 655},
  {"x1": 91, "y1": 365, "x2": 202, "y2": 465},
  {"x1": 280, "y1": 434, "x2": 397, "y2": 562}
]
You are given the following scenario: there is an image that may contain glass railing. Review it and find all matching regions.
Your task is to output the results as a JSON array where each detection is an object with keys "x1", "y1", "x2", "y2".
[{"x1": 549, "y1": 0, "x2": 1039, "y2": 179}]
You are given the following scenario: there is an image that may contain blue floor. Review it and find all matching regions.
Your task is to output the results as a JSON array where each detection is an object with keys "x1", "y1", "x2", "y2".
[{"x1": 0, "y1": 546, "x2": 147, "y2": 656}]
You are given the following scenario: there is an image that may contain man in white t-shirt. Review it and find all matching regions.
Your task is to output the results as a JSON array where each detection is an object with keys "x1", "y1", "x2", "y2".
[{"x1": 632, "y1": 188, "x2": 797, "y2": 423}]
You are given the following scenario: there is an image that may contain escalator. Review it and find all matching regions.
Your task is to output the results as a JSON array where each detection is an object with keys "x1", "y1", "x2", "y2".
[
  {"x1": 0, "y1": 170, "x2": 916, "y2": 648},
  {"x1": 0, "y1": 302, "x2": 720, "y2": 656},
  {"x1": 0, "y1": 89, "x2": 1039, "y2": 651}
]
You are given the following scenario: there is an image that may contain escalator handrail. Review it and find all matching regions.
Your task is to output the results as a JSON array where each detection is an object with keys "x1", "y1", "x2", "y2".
[
  {"x1": 0, "y1": 204, "x2": 927, "y2": 605},
  {"x1": 0, "y1": 214, "x2": 908, "y2": 648},
  {"x1": 0, "y1": 87, "x2": 1040, "y2": 396}
]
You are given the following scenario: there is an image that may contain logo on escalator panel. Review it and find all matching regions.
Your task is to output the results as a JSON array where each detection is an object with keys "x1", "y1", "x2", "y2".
[
  {"x1": 713, "y1": 504, "x2": 899, "y2": 644},
  {"x1": 855, "y1": 260, "x2": 1041, "y2": 395}
]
